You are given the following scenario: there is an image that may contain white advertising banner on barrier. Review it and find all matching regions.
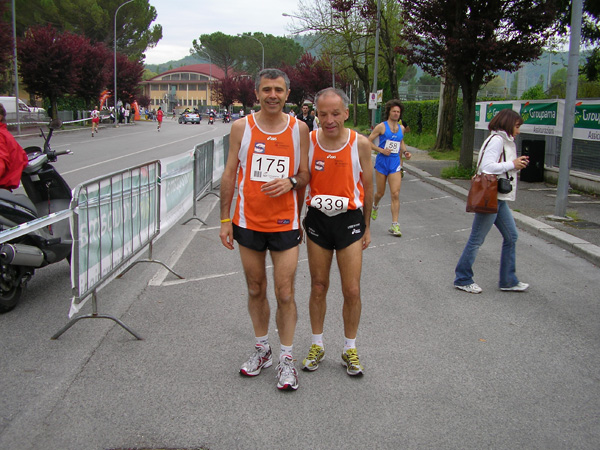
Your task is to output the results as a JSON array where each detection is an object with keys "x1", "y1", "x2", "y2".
[
  {"x1": 70, "y1": 163, "x2": 159, "y2": 316},
  {"x1": 159, "y1": 150, "x2": 195, "y2": 234},
  {"x1": 213, "y1": 136, "x2": 225, "y2": 182}
]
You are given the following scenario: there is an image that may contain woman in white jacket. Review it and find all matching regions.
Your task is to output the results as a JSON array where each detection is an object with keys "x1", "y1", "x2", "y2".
[{"x1": 454, "y1": 109, "x2": 530, "y2": 294}]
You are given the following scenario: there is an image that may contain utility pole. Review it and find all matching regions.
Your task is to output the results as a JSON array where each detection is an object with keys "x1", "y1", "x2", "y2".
[{"x1": 554, "y1": 0, "x2": 583, "y2": 218}]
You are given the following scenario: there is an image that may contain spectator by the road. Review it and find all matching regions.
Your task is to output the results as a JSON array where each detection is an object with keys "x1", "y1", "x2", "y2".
[
  {"x1": 0, "y1": 103, "x2": 29, "y2": 191},
  {"x1": 297, "y1": 104, "x2": 314, "y2": 132},
  {"x1": 156, "y1": 107, "x2": 163, "y2": 131},
  {"x1": 368, "y1": 99, "x2": 412, "y2": 237},
  {"x1": 301, "y1": 87, "x2": 373, "y2": 377},
  {"x1": 312, "y1": 110, "x2": 320, "y2": 130},
  {"x1": 219, "y1": 68, "x2": 310, "y2": 391},
  {"x1": 91, "y1": 105, "x2": 100, "y2": 137},
  {"x1": 454, "y1": 108, "x2": 530, "y2": 294}
]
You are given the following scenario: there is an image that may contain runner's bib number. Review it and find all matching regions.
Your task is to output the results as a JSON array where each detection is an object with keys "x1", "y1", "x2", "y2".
[
  {"x1": 250, "y1": 154, "x2": 290, "y2": 182},
  {"x1": 310, "y1": 195, "x2": 349, "y2": 217},
  {"x1": 385, "y1": 140, "x2": 400, "y2": 154}
]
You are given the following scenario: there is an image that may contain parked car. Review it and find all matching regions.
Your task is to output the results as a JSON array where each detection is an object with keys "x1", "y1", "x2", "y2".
[{"x1": 178, "y1": 111, "x2": 201, "y2": 124}]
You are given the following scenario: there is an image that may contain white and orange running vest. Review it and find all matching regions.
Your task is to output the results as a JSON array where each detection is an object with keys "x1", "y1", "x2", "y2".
[
  {"x1": 233, "y1": 113, "x2": 302, "y2": 232},
  {"x1": 306, "y1": 129, "x2": 364, "y2": 215}
]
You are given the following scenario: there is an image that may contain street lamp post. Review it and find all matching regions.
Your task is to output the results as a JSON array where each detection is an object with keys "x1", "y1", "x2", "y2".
[
  {"x1": 11, "y1": 0, "x2": 20, "y2": 133},
  {"x1": 370, "y1": 0, "x2": 381, "y2": 128},
  {"x1": 114, "y1": 0, "x2": 134, "y2": 125},
  {"x1": 238, "y1": 34, "x2": 264, "y2": 71},
  {"x1": 197, "y1": 48, "x2": 212, "y2": 110}
]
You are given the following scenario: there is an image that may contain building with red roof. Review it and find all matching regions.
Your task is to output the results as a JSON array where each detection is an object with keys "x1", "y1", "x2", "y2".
[{"x1": 140, "y1": 64, "x2": 225, "y2": 113}]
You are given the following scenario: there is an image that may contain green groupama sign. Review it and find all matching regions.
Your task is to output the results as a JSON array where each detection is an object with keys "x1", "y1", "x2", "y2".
[
  {"x1": 485, "y1": 103, "x2": 513, "y2": 122},
  {"x1": 574, "y1": 102, "x2": 600, "y2": 131},
  {"x1": 520, "y1": 102, "x2": 558, "y2": 125}
]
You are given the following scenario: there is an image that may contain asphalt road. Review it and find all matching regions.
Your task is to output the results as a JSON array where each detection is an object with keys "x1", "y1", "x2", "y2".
[
  {"x1": 14, "y1": 118, "x2": 230, "y2": 187},
  {"x1": 2, "y1": 122, "x2": 599, "y2": 448}
]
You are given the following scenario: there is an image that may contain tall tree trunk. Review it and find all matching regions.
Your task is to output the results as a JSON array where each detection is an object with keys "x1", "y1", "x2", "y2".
[
  {"x1": 353, "y1": 82, "x2": 358, "y2": 127},
  {"x1": 434, "y1": 74, "x2": 458, "y2": 151},
  {"x1": 459, "y1": 82, "x2": 478, "y2": 169},
  {"x1": 387, "y1": 56, "x2": 398, "y2": 98}
]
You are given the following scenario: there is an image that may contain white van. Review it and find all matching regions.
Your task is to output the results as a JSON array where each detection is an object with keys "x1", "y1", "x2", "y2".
[{"x1": 0, "y1": 96, "x2": 31, "y2": 116}]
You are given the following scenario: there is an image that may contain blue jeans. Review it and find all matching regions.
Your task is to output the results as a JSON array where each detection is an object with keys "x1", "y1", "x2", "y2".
[{"x1": 454, "y1": 200, "x2": 520, "y2": 289}]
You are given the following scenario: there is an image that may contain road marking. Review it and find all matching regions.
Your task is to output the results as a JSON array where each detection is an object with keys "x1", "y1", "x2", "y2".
[
  {"x1": 61, "y1": 131, "x2": 214, "y2": 175},
  {"x1": 377, "y1": 195, "x2": 451, "y2": 208}
]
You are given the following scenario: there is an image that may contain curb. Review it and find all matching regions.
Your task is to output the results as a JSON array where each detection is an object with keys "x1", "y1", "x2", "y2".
[{"x1": 404, "y1": 162, "x2": 600, "y2": 267}]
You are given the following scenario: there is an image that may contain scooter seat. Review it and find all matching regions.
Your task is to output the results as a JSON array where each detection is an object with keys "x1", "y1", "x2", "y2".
[{"x1": 0, "y1": 190, "x2": 38, "y2": 216}]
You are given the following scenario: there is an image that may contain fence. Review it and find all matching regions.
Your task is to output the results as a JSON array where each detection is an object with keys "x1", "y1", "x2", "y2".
[
  {"x1": 0, "y1": 134, "x2": 228, "y2": 339},
  {"x1": 474, "y1": 100, "x2": 600, "y2": 186}
]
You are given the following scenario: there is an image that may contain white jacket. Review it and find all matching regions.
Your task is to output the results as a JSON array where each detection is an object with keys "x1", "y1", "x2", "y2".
[{"x1": 476, "y1": 130, "x2": 518, "y2": 201}]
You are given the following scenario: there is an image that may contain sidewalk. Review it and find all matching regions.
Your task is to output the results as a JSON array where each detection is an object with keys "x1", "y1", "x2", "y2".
[{"x1": 403, "y1": 147, "x2": 600, "y2": 266}]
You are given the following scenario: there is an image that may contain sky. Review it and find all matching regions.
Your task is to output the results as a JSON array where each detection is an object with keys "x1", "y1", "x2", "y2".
[{"x1": 145, "y1": 0, "x2": 302, "y2": 65}]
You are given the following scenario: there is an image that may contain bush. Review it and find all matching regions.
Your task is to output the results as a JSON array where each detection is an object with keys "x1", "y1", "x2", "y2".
[
  {"x1": 521, "y1": 84, "x2": 546, "y2": 100},
  {"x1": 347, "y1": 99, "x2": 465, "y2": 151}
]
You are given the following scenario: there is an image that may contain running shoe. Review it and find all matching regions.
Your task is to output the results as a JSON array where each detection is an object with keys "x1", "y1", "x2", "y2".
[
  {"x1": 341, "y1": 348, "x2": 364, "y2": 376},
  {"x1": 455, "y1": 283, "x2": 483, "y2": 294},
  {"x1": 388, "y1": 224, "x2": 402, "y2": 237},
  {"x1": 454, "y1": 283, "x2": 483, "y2": 294},
  {"x1": 371, "y1": 208, "x2": 378, "y2": 221},
  {"x1": 276, "y1": 356, "x2": 299, "y2": 390},
  {"x1": 501, "y1": 282, "x2": 529, "y2": 292},
  {"x1": 240, "y1": 344, "x2": 272, "y2": 376},
  {"x1": 302, "y1": 344, "x2": 325, "y2": 371}
]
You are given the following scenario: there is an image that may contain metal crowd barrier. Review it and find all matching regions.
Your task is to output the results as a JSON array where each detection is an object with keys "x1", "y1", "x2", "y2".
[
  {"x1": 52, "y1": 161, "x2": 168, "y2": 340},
  {"x1": 2, "y1": 134, "x2": 228, "y2": 339},
  {"x1": 183, "y1": 134, "x2": 229, "y2": 225}
]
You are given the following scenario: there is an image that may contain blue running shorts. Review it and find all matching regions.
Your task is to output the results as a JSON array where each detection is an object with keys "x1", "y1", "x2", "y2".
[{"x1": 374, "y1": 153, "x2": 402, "y2": 176}]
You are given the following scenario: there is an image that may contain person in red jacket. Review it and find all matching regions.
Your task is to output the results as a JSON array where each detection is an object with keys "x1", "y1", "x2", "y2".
[
  {"x1": 156, "y1": 106, "x2": 164, "y2": 132},
  {"x1": 0, "y1": 103, "x2": 29, "y2": 191}
]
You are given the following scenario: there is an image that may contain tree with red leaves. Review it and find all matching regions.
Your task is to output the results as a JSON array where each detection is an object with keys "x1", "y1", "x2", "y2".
[
  {"x1": 215, "y1": 76, "x2": 257, "y2": 113},
  {"x1": 18, "y1": 25, "x2": 88, "y2": 118},
  {"x1": 282, "y1": 53, "x2": 335, "y2": 107},
  {"x1": 214, "y1": 76, "x2": 238, "y2": 111},
  {"x1": 109, "y1": 52, "x2": 145, "y2": 106},
  {"x1": 400, "y1": 0, "x2": 559, "y2": 169},
  {"x1": 73, "y1": 41, "x2": 112, "y2": 106},
  {"x1": 236, "y1": 76, "x2": 256, "y2": 114}
]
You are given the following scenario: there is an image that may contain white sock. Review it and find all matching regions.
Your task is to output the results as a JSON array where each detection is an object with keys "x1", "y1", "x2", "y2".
[
  {"x1": 280, "y1": 344, "x2": 293, "y2": 361},
  {"x1": 344, "y1": 337, "x2": 356, "y2": 351},
  {"x1": 312, "y1": 333, "x2": 324, "y2": 347},
  {"x1": 372, "y1": 204, "x2": 379, "y2": 210},
  {"x1": 255, "y1": 334, "x2": 269, "y2": 350}
]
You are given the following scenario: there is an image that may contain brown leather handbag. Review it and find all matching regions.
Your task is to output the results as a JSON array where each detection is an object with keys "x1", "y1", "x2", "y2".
[
  {"x1": 466, "y1": 138, "x2": 499, "y2": 214},
  {"x1": 466, "y1": 173, "x2": 498, "y2": 213}
]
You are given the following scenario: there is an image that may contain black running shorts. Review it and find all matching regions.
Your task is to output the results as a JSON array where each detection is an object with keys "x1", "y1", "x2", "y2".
[
  {"x1": 233, "y1": 224, "x2": 300, "y2": 252},
  {"x1": 304, "y1": 207, "x2": 365, "y2": 250}
]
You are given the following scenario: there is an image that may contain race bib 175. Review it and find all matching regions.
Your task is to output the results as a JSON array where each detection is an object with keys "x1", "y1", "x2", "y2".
[{"x1": 250, "y1": 154, "x2": 290, "y2": 182}]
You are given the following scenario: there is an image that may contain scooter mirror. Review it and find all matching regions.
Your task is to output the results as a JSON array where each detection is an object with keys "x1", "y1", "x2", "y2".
[{"x1": 49, "y1": 118, "x2": 62, "y2": 130}]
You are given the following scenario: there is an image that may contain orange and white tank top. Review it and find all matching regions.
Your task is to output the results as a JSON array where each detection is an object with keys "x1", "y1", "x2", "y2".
[
  {"x1": 233, "y1": 113, "x2": 301, "y2": 232},
  {"x1": 305, "y1": 129, "x2": 364, "y2": 217}
]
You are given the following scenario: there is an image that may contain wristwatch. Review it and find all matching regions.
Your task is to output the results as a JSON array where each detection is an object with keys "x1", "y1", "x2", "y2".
[{"x1": 288, "y1": 176, "x2": 298, "y2": 190}]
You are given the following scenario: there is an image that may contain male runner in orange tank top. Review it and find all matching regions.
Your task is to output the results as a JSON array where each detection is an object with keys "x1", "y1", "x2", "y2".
[
  {"x1": 300, "y1": 88, "x2": 373, "y2": 376},
  {"x1": 219, "y1": 69, "x2": 310, "y2": 391}
]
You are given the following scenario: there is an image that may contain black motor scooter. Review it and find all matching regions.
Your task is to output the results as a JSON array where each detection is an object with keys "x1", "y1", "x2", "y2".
[{"x1": 0, "y1": 120, "x2": 73, "y2": 313}]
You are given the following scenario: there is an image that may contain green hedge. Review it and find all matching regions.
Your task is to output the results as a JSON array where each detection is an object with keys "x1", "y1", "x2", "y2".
[
  {"x1": 347, "y1": 104, "x2": 372, "y2": 128},
  {"x1": 348, "y1": 99, "x2": 464, "y2": 136}
]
